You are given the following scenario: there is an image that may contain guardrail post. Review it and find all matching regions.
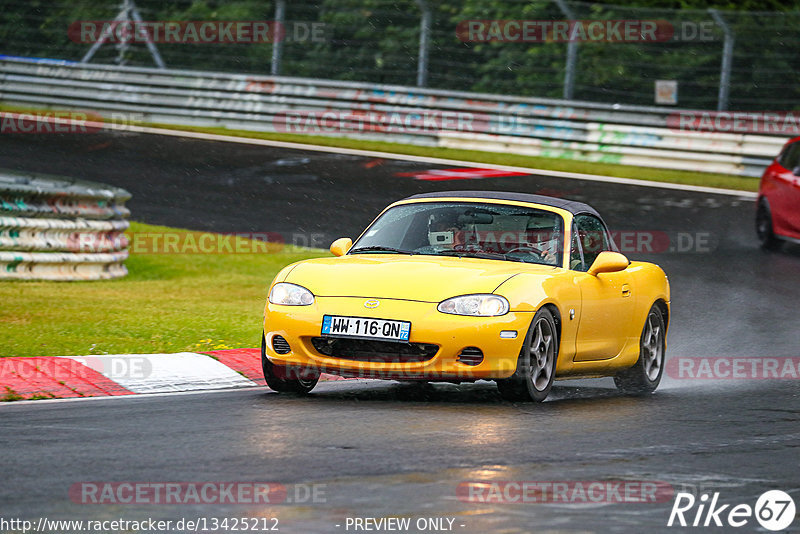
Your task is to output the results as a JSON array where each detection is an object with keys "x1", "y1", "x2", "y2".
[
  {"x1": 554, "y1": 0, "x2": 577, "y2": 100},
  {"x1": 416, "y1": 0, "x2": 432, "y2": 87},
  {"x1": 271, "y1": 0, "x2": 286, "y2": 76},
  {"x1": 709, "y1": 9, "x2": 734, "y2": 111}
]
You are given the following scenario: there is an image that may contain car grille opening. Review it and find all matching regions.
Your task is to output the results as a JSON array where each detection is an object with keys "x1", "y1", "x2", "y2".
[
  {"x1": 311, "y1": 337, "x2": 438, "y2": 363},
  {"x1": 272, "y1": 335, "x2": 292, "y2": 354},
  {"x1": 457, "y1": 347, "x2": 484, "y2": 366}
]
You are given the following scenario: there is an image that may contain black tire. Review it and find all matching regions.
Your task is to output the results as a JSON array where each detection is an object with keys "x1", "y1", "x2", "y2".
[
  {"x1": 614, "y1": 304, "x2": 665, "y2": 395},
  {"x1": 756, "y1": 199, "x2": 781, "y2": 251},
  {"x1": 497, "y1": 307, "x2": 558, "y2": 402},
  {"x1": 261, "y1": 333, "x2": 319, "y2": 394}
]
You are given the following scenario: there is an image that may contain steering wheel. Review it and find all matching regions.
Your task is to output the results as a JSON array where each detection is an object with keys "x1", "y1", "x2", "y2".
[{"x1": 506, "y1": 245, "x2": 544, "y2": 256}]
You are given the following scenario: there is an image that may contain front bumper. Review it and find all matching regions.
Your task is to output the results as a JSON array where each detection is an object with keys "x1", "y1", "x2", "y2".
[{"x1": 263, "y1": 296, "x2": 533, "y2": 381}]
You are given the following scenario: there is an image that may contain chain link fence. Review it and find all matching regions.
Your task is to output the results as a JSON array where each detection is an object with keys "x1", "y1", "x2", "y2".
[{"x1": 1, "y1": 0, "x2": 798, "y2": 111}]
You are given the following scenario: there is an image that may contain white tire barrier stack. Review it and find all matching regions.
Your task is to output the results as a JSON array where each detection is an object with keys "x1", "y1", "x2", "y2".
[{"x1": 0, "y1": 170, "x2": 131, "y2": 280}]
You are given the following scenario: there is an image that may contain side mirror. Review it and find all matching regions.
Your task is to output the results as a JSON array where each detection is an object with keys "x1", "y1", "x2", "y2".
[
  {"x1": 587, "y1": 251, "x2": 629, "y2": 276},
  {"x1": 792, "y1": 166, "x2": 800, "y2": 176},
  {"x1": 329, "y1": 237, "x2": 352, "y2": 257}
]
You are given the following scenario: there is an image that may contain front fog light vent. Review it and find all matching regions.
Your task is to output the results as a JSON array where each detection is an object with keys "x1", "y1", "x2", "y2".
[
  {"x1": 457, "y1": 347, "x2": 484, "y2": 366},
  {"x1": 272, "y1": 335, "x2": 291, "y2": 354}
]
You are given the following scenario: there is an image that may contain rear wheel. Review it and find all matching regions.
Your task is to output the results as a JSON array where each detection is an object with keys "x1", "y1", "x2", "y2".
[
  {"x1": 497, "y1": 308, "x2": 558, "y2": 402},
  {"x1": 756, "y1": 200, "x2": 781, "y2": 250},
  {"x1": 614, "y1": 305, "x2": 665, "y2": 395},
  {"x1": 261, "y1": 333, "x2": 319, "y2": 394}
]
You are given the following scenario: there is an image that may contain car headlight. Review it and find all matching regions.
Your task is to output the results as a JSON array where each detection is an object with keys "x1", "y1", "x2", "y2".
[
  {"x1": 269, "y1": 283, "x2": 315, "y2": 306},
  {"x1": 437, "y1": 294, "x2": 509, "y2": 316}
]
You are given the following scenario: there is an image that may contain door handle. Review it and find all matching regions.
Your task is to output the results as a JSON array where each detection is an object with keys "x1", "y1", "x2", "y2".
[{"x1": 621, "y1": 284, "x2": 631, "y2": 297}]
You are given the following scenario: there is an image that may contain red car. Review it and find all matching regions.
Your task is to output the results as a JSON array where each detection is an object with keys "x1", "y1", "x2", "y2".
[{"x1": 757, "y1": 136, "x2": 800, "y2": 249}]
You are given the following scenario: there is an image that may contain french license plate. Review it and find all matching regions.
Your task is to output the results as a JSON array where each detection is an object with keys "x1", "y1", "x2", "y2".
[{"x1": 321, "y1": 315, "x2": 410, "y2": 342}]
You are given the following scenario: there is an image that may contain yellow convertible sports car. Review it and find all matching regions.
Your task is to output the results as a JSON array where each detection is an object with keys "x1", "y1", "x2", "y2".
[{"x1": 262, "y1": 191, "x2": 670, "y2": 402}]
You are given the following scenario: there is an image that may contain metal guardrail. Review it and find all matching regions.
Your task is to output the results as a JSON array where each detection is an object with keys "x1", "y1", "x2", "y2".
[
  {"x1": 0, "y1": 56, "x2": 789, "y2": 177},
  {"x1": 0, "y1": 169, "x2": 130, "y2": 280}
]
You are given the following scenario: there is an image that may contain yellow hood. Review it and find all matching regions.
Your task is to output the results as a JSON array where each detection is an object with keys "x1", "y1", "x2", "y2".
[{"x1": 283, "y1": 254, "x2": 557, "y2": 302}]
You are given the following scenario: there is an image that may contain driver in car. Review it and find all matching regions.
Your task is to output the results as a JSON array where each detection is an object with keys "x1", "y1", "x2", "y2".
[{"x1": 524, "y1": 216, "x2": 561, "y2": 265}]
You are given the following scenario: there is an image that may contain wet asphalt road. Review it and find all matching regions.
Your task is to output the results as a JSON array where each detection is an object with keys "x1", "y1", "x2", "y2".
[{"x1": 1, "y1": 130, "x2": 799, "y2": 533}]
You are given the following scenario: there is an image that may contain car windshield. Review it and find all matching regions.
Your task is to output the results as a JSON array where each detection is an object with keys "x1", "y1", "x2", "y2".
[{"x1": 350, "y1": 202, "x2": 564, "y2": 266}]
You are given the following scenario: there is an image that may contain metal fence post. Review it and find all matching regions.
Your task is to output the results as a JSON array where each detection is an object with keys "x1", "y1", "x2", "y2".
[
  {"x1": 554, "y1": 0, "x2": 577, "y2": 100},
  {"x1": 271, "y1": 0, "x2": 286, "y2": 76},
  {"x1": 81, "y1": 0, "x2": 165, "y2": 69},
  {"x1": 128, "y1": 0, "x2": 165, "y2": 69},
  {"x1": 416, "y1": 0, "x2": 432, "y2": 87},
  {"x1": 709, "y1": 9, "x2": 734, "y2": 111}
]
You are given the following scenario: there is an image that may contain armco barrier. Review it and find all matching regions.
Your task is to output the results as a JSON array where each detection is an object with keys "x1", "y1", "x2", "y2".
[
  {"x1": 0, "y1": 170, "x2": 130, "y2": 280},
  {"x1": 0, "y1": 56, "x2": 790, "y2": 177}
]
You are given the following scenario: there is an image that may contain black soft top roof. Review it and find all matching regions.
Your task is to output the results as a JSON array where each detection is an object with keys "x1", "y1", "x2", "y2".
[{"x1": 403, "y1": 190, "x2": 600, "y2": 217}]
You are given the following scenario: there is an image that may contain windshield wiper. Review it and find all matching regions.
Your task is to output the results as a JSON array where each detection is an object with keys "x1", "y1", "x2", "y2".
[
  {"x1": 436, "y1": 250, "x2": 525, "y2": 263},
  {"x1": 349, "y1": 246, "x2": 415, "y2": 255}
]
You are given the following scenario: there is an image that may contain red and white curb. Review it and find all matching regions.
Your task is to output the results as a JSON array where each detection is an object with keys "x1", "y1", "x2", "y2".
[{"x1": 0, "y1": 349, "x2": 346, "y2": 401}]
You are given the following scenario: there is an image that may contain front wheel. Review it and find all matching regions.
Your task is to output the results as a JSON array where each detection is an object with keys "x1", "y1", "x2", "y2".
[
  {"x1": 614, "y1": 305, "x2": 665, "y2": 395},
  {"x1": 756, "y1": 200, "x2": 781, "y2": 250},
  {"x1": 497, "y1": 308, "x2": 558, "y2": 402},
  {"x1": 261, "y1": 333, "x2": 320, "y2": 394}
]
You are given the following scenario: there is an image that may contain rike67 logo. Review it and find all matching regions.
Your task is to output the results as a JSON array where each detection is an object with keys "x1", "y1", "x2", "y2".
[{"x1": 668, "y1": 490, "x2": 795, "y2": 531}]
